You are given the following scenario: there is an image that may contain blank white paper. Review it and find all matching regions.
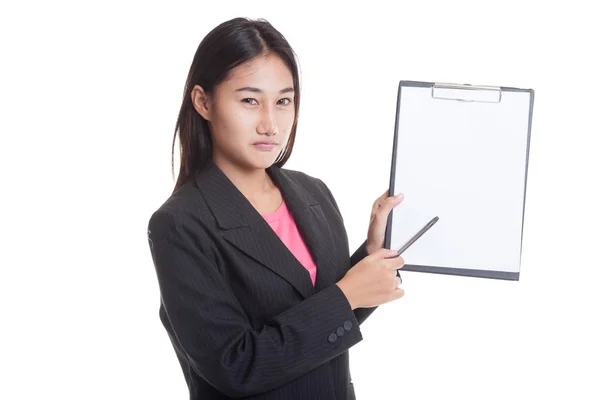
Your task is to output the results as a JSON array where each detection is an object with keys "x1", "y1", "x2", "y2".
[{"x1": 390, "y1": 84, "x2": 532, "y2": 274}]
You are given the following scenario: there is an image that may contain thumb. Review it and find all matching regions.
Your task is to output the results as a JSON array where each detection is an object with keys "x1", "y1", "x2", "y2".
[
  {"x1": 378, "y1": 193, "x2": 404, "y2": 216},
  {"x1": 374, "y1": 248, "x2": 399, "y2": 259}
]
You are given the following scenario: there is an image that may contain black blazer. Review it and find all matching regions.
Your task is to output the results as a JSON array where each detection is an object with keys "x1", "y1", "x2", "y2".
[{"x1": 147, "y1": 158, "x2": 378, "y2": 399}]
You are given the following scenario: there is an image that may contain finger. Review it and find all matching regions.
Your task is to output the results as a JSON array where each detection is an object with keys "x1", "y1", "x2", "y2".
[
  {"x1": 387, "y1": 285, "x2": 405, "y2": 303},
  {"x1": 371, "y1": 193, "x2": 404, "y2": 220},
  {"x1": 379, "y1": 188, "x2": 390, "y2": 200},
  {"x1": 391, "y1": 270, "x2": 400, "y2": 282},
  {"x1": 371, "y1": 189, "x2": 391, "y2": 214},
  {"x1": 390, "y1": 274, "x2": 401, "y2": 290},
  {"x1": 383, "y1": 255, "x2": 405, "y2": 269},
  {"x1": 394, "y1": 287, "x2": 405, "y2": 299},
  {"x1": 375, "y1": 248, "x2": 401, "y2": 259},
  {"x1": 378, "y1": 248, "x2": 403, "y2": 262},
  {"x1": 374, "y1": 193, "x2": 404, "y2": 220}
]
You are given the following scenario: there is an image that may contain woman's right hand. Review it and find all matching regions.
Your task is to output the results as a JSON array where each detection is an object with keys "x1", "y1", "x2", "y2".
[{"x1": 336, "y1": 248, "x2": 405, "y2": 309}]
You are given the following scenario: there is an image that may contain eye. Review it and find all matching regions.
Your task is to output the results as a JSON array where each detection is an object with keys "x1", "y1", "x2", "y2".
[
  {"x1": 278, "y1": 98, "x2": 292, "y2": 106},
  {"x1": 242, "y1": 98, "x2": 258, "y2": 105}
]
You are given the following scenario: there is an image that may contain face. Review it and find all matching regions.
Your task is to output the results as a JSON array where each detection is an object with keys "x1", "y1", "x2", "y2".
[{"x1": 191, "y1": 53, "x2": 296, "y2": 172}]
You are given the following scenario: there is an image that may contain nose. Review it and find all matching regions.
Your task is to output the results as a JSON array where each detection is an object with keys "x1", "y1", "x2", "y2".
[{"x1": 257, "y1": 105, "x2": 278, "y2": 136}]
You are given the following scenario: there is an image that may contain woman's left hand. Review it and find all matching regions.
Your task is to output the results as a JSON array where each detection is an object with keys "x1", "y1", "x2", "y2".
[{"x1": 366, "y1": 189, "x2": 404, "y2": 255}]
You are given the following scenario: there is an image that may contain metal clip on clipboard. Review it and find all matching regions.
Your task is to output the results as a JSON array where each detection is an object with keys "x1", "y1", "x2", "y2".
[{"x1": 431, "y1": 82, "x2": 502, "y2": 103}]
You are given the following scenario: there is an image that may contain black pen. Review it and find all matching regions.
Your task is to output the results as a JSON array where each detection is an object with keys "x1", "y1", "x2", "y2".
[
  {"x1": 394, "y1": 216, "x2": 439, "y2": 283},
  {"x1": 397, "y1": 216, "x2": 439, "y2": 255}
]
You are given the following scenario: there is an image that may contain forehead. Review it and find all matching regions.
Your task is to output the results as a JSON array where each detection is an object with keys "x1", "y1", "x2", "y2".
[{"x1": 222, "y1": 54, "x2": 293, "y2": 92}]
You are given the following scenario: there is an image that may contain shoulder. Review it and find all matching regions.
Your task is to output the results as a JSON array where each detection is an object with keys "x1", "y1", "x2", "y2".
[
  {"x1": 146, "y1": 180, "x2": 213, "y2": 244},
  {"x1": 278, "y1": 166, "x2": 331, "y2": 196},
  {"x1": 146, "y1": 189, "x2": 219, "y2": 263}
]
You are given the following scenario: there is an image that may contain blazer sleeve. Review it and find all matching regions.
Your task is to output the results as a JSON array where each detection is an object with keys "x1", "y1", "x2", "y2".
[
  {"x1": 147, "y1": 210, "x2": 364, "y2": 398},
  {"x1": 316, "y1": 178, "x2": 379, "y2": 326}
]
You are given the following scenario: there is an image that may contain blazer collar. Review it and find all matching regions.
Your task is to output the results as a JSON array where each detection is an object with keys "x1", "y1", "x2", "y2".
[
  {"x1": 194, "y1": 159, "x2": 338, "y2": 298},
  {"x1": 195, "y1": 158, "x2": 318, "y2": 229}
]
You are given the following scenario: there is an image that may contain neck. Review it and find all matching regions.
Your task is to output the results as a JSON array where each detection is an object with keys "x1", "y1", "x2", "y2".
[{"x1": 212, "y1": 157, "x2": 275, "y2": 199}]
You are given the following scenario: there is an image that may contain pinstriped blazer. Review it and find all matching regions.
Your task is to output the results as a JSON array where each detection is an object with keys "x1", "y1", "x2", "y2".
[{"x1": 147, "y1": 158, "x2": 378, "y2": 399}]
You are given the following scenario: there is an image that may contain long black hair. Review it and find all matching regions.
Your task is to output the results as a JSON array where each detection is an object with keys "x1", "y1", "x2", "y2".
[{"x1": 170, "y1": 17, "x2": 301, "y2": 194}]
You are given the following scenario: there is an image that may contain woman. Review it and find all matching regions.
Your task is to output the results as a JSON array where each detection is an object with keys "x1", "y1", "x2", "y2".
[{"x1": 147, "y1": 17, "x2": 406, "y2": 400}]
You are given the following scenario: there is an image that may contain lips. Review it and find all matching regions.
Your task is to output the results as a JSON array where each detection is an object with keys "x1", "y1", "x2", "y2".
[{"x1": 253, "y1": 142, "x2": 277, "y2": 151}]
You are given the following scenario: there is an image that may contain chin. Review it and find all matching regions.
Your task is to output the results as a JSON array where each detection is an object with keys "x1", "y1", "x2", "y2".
[
  {"x1": 254, "y1": 158, "x2": 277, "y2": 169},
  {"x1": 241, "y1": 155, "x2": 277, "y2": 171}
]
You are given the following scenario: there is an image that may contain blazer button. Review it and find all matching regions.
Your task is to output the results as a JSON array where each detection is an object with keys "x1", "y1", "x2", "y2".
[
  {"x1": 328, "y1": 333, "x2": 338, "y2": 343},
  {"x1": 343, "y1": 320, "x2": 352, "y2": 331},
  {"x1": 336, "y1": 326, "x2": 345, "y2": 337}
]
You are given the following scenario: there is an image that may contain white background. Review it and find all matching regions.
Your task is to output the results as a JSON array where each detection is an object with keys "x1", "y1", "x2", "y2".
[{"x1": 1, "y1": 1, "x2": 598, "y2": 399}]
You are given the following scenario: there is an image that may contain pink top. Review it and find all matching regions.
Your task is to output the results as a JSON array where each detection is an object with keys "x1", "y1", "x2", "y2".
[{"x1": 261, "y1": 199, "x2": 318, "y2": 286}]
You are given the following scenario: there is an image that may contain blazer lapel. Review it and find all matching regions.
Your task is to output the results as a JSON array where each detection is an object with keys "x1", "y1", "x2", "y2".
[{"x1": 195, "y1": 160, "x2": 337, "y2": 299}]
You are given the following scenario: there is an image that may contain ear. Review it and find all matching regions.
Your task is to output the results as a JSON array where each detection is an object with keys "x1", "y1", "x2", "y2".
[{"x1": 191, "y1": 85, "x2": 212, "y2": 121}]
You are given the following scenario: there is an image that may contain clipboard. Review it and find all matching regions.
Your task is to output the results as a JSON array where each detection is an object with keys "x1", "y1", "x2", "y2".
[{"x1": 384, "y1": 80, "x2": 535, "y2": 280}]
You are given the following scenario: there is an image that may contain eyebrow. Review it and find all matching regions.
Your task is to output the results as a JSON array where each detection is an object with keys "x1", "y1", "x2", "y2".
[{"x1": 235, "y1": 86, "x2": 295, "y2": 94}]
